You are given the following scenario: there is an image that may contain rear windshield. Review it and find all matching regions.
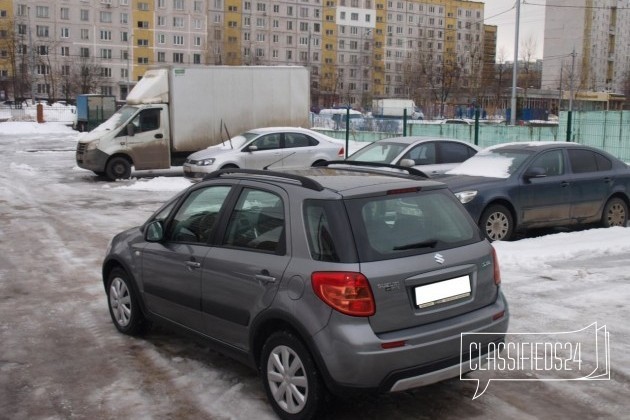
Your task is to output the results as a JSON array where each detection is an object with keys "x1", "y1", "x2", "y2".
[{"x1": 345, "y1": 189, "x2": 480, "y2": 262}]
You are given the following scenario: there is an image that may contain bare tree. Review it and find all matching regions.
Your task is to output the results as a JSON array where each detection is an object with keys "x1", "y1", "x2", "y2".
[
  {"x1": 0, "y1": 19, "x2": 31, "y2": 102},
  {"x1": 73, "y1": 56, "x2": 104, "y2": 95},
  {"x1": 419, "y1": 49, "x2": 463, "y2": 118}
]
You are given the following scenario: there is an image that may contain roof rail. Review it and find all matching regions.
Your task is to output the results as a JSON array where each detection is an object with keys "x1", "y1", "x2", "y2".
[
  {"x1": 313, "y1": 160, "x2": 428, "y2": 178},
  {"x1": 202, "y1": 168, "x2": 325, "y2": 191}
]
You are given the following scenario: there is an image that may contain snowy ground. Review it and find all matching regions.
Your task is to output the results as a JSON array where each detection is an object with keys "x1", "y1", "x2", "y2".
[{"x1": 1, "y1": 122, "x2": 629, "y2": 419}]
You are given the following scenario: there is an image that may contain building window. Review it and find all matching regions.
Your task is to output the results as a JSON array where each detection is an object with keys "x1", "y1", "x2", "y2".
[
  {"x1": 120, "y1": 13, "x2": 128, "y2": 24},
  {"x1": 173, "y1": 17, "x2": 184, "y2": 28},
  {"x1": 173, "y1": 35, "x2": 184, "y2": 45},
  {"x1": 138, "y1": 21, "x2": 149, "y2": 28},
  {"x1": 100, "y1": 12, "x2": 112, "y2": 23},
  {"x1": 157, "y1": 51, "x2": 166, "y2": 62},
  {"x1": 61, "y1": 46, "x2": 70, "y2": 56},
  {"x1": 174, "y1": 0, "x2": 185, "y2": 10},
  {"x1": 36, "y1": 26, "x2": 49, "y2": 38},
  {"x1": 80, "y1": 9, "x2": 89, "y2": 21},
  {"x1": 101, "y1": 67, "x2": 112, "y2": 78},
  {"x1": 36, "y1": 6, "x2": 49, "y2": 18},
  {"x1": 138, "y1": 2, "x2": 149, "y2": 11},
  {"x1": 158, "y1": 34, "x2": 165, "y2": 44},
  {"x1": 60, "y1": 7, "x2": 70, "y2": 20},
  {"x1": 101, "y1": 49, "x2": 112, "y2": 59},
  {"x1": 193, "y1": 53, "x2": 201, "y2": 64},
  {"x1": 137, "y1": 39, "x2": 149, "y2": 46},
  {"x1": 80, "y1": 48, "x2": 90, "y2": 58},
  {"x1": 60, "y1": 28, "x2": 70, "y2": 38},
  {"x1": 138, "y1": 57, "x2": 149, "y2": 64},
  {"x1": 81, "y1": 29, "x2": 89, "y2": 40},
  {"x1": 100, "y1": 30, "x2": 112, "y2": 41},
  {"x1": 173, "y1": 52, "x2": 184, "y2": 63}
]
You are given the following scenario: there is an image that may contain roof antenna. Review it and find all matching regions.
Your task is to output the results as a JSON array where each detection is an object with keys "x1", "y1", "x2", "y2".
[{"x1": 223, "y1": 121, "x2": 233, "y2": 149}]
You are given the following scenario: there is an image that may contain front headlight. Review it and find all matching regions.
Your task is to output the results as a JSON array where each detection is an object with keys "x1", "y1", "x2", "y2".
[
  {"x1": 455, "y1": 190, "x2": 478, "y2": 204},
  {"x1": 197, "y1": 158, "x2": 215, "y2": 166},
  {"x1": 86, "y1": 140, "x2": 99, "y2": 151}
]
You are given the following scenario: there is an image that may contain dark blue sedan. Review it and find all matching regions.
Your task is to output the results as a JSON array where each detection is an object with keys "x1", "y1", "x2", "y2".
[{"x1": 439, "y1": 142, "x2": 630, "y2": 241}]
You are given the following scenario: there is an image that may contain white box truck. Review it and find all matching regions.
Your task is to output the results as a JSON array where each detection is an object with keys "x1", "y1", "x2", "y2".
[
  {"x1": 76, "y1": 66, "x2": 310, "y2": 180},
  {"x1": 371, "y1": 99, "x2": 423, "y2": 119}
]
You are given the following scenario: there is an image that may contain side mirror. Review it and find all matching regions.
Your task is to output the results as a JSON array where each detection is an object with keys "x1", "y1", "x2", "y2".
[
  {"x1": 247, "y1": 145, "x2": 258, "y2": 152},
  {"x1": 399, "y1": 158, "x2": 415, "y2": 168},
  {"x1": 524, "y1": 166, "x2": 546, "y2": 182},
  {"x1": 126, "y1": 123, "x2": 136, "y2": 136},
  {"x1": 144, "y1": 220, "x2": 164, "y2": 242}
]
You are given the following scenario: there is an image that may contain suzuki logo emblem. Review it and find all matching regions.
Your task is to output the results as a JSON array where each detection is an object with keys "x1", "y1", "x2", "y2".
[{"x1": 434, "y1": 253, "x2": 445, "y2": 264}]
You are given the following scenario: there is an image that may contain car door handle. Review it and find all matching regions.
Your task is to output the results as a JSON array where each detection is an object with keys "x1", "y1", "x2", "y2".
[
  {"x1": 185, "y1": 261, "x2": 201, "y2": 270},
  {"x1": 561, "y1": 181, "x2": 570, "y2": 188},
  {"x1": 603, "y1": 177, "x2": 612, "y2": 183},
  {"x1": 255, "y1": 270, "x2": 276, "y2": 284},
  {"x1": 155, "y1": 133, "x2": 163, "y2": 139}
]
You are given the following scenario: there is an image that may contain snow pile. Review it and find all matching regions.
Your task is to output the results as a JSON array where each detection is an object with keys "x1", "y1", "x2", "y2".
[{"x1": 0, "y1": 121, "x2": 76, "y2": 135}]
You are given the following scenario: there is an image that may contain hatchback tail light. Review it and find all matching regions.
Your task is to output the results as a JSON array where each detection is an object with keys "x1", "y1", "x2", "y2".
[
  {"x1": 311, "y1": 272, "x2": 375, "y2": 317},
  {"x1": 491, "y1": 246, "x2": 501, "y2": 285},
  {"x1": 337, "y1": 147, "x2": 345, "y2": 157}
]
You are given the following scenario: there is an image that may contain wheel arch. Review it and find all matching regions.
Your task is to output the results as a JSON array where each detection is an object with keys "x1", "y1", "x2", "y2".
[
  {"x1": 250, "y1": 310, "x2": 336, "y2": 391},
  {"x1": 480, "y1": 198, "x2": 518, "y2": 227},
  {"x1": 102, "y1": 258, "x2": 148, "y2": 316}
]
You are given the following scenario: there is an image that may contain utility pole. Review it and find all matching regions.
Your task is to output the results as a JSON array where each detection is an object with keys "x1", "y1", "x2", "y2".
[
  {"x1": 510, "y1": 0, "x2": 521, "y2": 126},
  {"x1": 28, "y1": 6, "x2": 35, "y2": 103},
  {"x1": 566, "y1": 48, "x2": 577, "y2": 142}
]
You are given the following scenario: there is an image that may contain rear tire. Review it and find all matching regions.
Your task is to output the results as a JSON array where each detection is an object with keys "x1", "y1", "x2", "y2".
[
  {"x1": 480, "y1": 204, "x2": 514, "y2": 241},
  {"x1": 261, "y1": 331, "x2": 325, "y2": 420},
  {"x1": 106, "y1": 268, "x2": 147, "y2": 336},
  {"x1": 601, "y1": 197, "x2": 628, "y2": 228},
  {"x1": 105, "y1": 156, "x2": 132, "y2": 180}
]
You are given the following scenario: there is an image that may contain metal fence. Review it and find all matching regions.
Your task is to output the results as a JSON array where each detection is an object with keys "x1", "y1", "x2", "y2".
[
  {"x1": 0, "y1": 104, "x2": 76, "y2": 126},
  {"x1": 312, "y1": 111, "x2": 630, "y2": 163}
]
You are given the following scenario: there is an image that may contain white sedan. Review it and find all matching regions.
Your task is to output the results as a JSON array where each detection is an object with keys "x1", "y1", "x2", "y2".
[{"x1": 183, "y1": 127, "x2": 345, "y2": 179}]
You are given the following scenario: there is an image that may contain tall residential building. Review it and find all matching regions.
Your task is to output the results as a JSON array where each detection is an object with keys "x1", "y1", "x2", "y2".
[
  {"x1": 0, "y1": 0, "x2": 491, "y2": 109},
  {"x1": 542, "y1": 0, "x2": 630, "y2": 93}
]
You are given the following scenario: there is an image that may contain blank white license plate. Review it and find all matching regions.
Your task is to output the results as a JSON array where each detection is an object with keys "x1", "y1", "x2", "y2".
[{"x1": 414, "y1": 275, "x2": 471, "y2": 308}]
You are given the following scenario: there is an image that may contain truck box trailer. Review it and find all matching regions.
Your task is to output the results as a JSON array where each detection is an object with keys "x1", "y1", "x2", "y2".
[
  {"x1": 372, "y1": 99, "x2": 423, "y2": 119},
  {"x1": 76, "y1": 66, "x2": 310, "y2": 180}
]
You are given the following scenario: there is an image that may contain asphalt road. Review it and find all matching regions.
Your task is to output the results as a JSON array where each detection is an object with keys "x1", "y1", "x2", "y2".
[{"x1": 0, "y1": 129, "x2": 627, "y2": 419}]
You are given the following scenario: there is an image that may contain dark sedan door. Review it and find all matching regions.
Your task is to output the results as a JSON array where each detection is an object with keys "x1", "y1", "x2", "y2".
[
  {"x1": 567, "y1": 149, "x2": 615, "y2": 221},
  {"x1": 518, "y1": 149, "x2": 572, "y2": 226}
]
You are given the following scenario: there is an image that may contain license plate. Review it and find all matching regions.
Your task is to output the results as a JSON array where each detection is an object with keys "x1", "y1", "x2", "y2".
[{"x1": 414, "y1": 275, "x2": 471, "y2": 308}]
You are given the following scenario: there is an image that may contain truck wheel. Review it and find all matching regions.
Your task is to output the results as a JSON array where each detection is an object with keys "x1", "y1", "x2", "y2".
[
  {"x1": 480, "y1": 204, "x2": 514, "y2": 241},
  {"x1": 106, "y1": 268, "x2": 147, "y2": 336},
  {"x1": 261, "y1": 331, "x2": 325, "y2": 420},
  {"x1": 601, "y1": 197, "x2": 628, "y2": 228},
  {"x1": 106, "y1": 157, "x2": 132, "y2": 180}
]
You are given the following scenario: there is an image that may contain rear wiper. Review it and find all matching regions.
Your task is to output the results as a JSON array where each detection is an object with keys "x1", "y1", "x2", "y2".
[{"x1": 393, "y1": 239, "x2": 438, "y2": 251}]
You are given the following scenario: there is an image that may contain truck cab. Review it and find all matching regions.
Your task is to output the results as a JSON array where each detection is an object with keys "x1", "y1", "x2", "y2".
[{"x1": 76, "y1": 104, "x2": 170, "y2": 179}]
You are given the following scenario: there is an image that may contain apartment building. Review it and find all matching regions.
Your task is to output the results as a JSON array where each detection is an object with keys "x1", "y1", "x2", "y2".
[
  {"x1": 542, "y1": 0, "x2": 630, "y2": 93},
  {"x1": 0, "y1": 0, "x2": 491, "y2": 109}
]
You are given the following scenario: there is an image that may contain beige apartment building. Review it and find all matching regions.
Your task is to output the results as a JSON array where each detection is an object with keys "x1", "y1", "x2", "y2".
[
  {"x1": 542, "y1": 0, "x2": 630, "y2": 94},
  {"x1": 0, "y1": 0, "x2": 492, "y2": 110}
]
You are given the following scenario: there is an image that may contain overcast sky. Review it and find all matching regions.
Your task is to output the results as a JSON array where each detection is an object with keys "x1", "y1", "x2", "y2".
[{"x1": 483, "y1": 0, "x2": 546, "y2": 61}]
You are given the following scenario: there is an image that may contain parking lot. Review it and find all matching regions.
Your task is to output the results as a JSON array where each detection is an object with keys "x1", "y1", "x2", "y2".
[{"x1": 1, "y1": 123, "x2": 629, "y2": 419}]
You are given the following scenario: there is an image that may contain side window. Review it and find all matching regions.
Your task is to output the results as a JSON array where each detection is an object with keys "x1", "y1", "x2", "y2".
[
  {"x1": 595, "y1": 153, "x2": 612, "y2": 171},
  {"x1": 251, "y1": 133, "x2": 281, "y2": 151},
  {"x1": 132, "y1": 108, "x2": 160, "y2": 133},
  {"x1": 168, "y1": 186, "x2": 231, "y2": 243},
  {"x1": 529, "y1": 150, "x2": 564, "y2": 177},
  {"x1": 285, "y1": 133, "x2": 318, "y2": 148},
  {"x1": 568, "y1": 149, "x2": 598, "y2": 173},
  {"x1": 403, "y1": 143, "x2": 436, "y2": 165},
  {"x1": 223, "y1": 189, "x2": 285, "y2": 253},
  {"x1": 439, "y1": 142, "x2": 475, "y2": 164},
  {"x1": 304, "y1": 203, "x2": 339, "y2": 262}
]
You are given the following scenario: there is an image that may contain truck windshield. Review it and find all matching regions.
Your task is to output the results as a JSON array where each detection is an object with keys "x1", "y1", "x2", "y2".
[{"x1": 92, "y1": 105, "x2": 140, "y2": 133}]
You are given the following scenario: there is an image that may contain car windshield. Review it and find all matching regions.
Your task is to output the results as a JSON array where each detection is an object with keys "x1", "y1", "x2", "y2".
[
  {"x1": 347, "y1": 141, "x2": 407, "y2": 164},
  {"x1": 93, "y1": 105, "x2": 139, "y2": 133},
  {"x1": 446, "y1": 148, "x2": 533, "y2": 178}
]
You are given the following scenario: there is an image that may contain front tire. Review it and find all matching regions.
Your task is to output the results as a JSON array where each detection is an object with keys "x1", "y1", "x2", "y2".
[
  {"x1": 480, "y1": 204, "x2": 514, "y2": 241},
  {"x1": 105, "y1": 156, "x2": 132, "y2": 180},
  {"x1": 261, "y1": 331, "x2": 325, "y2": 420},
  {"x1": 106, "y1": 268, "x2": 147, "y2": 335},
  {"x1": 601, "y1": 197, "x2": 628, "y2": 228}
]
